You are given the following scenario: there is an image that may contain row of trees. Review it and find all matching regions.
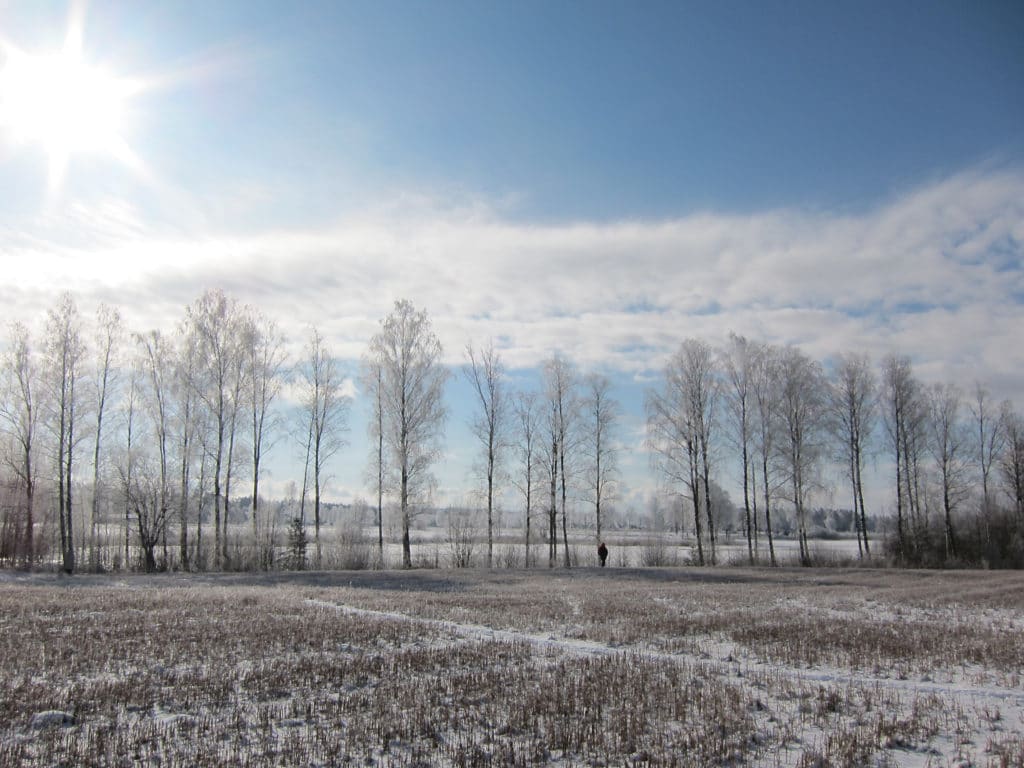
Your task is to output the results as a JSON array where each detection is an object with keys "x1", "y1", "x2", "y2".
[
  {"x1": 467, "y1": 353, "x2": 622, "y2": 570},
  {"x1": 1, "y1": 290, "x2": 344, "y2": 572},
  {"x1": 365, "y1": 313, "x2": 623, "y2": 571},
  {"x1": 0, "y1": 290, "x2": 621, "y2": 572},
  {"x1": 2, "y1": 289, "x2": 1022, "y2": 571},
  {"x1": 646, "y1": 335, "x2": 1024, "y2": 567}
]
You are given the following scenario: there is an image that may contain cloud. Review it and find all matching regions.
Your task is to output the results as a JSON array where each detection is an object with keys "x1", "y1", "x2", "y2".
[{"x1": 3, "y1": 166, "x2": 1023, "y2": 407}]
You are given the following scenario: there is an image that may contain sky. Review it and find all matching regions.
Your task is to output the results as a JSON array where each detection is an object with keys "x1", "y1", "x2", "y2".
[{"x1": 1, "y1": 0, "x2": 1022, "y2": 517}]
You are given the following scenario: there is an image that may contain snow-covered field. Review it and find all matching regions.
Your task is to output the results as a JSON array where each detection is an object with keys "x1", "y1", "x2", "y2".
[{"x1": 1, "y1": 567, "x2": 1021, "y2": 766}]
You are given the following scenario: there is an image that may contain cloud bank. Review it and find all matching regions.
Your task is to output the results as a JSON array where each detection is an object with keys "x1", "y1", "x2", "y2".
[{"x1": 3, "y1": 167, "x2": 1022, "y2": 405}]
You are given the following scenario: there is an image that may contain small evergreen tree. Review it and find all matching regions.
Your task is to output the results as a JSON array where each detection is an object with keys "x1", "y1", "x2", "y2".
[{"x1": 287, "y1": 517, "x2": 307, "y2": 570}]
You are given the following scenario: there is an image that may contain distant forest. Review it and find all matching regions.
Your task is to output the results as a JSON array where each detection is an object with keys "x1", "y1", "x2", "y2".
[{"x1": 2, "y1": 289, "x2": 1022, "y2": 572}]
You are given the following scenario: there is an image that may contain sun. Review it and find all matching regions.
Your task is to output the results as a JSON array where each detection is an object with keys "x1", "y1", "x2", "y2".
[{"x1": 0, "y1": 28, "x2": 142, "y2": 193}]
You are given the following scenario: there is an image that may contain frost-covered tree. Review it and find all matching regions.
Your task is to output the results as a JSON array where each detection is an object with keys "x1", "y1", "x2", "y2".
[
  {"x1": 1000, "y1": 403, "x2": 1024, "y2": 520},
  {"x1": 750, "y1": 342, "x2": 783, "y2": 566},
  {"x1": 647, "y1": 367, "x2": 696, "y2": 560},
  {"x1": 368, "y1": 300, "x2": 448, "y2": 569},
  {"x1": 117, "y1": 360, "x2": 141, "y2": 568},
  {"x1": 543, "y1": 354, "x2": 578, "y2": 568},
  {"x1": 172, "y1": 318, "x2": 203, "y2": 569},
  {"x1": 135, "y1": 330, "x2": 175, "y2": 567},
  {"x1": 646, "y1": 340, "x2": 719, "y2": 565},
  {"x1": 44, "y1": 292, "x2": 86, "y2": 574},
  {"x1": 970, "y1": 383, "x2": 1004, "y2": 546},
  {"x1": 88, "y1": 303, "x2": 121, "y2": 570},
  {"x1": 243, "y1": 310, "x2": 288, "y2": 564},
  {"x1": 300, "y1": 327, "x2": 348, "y2": 567},
  {"x1": 721, "y1": 333, "x2": 757, "y2": 563},
  {"x1": 828, "y1": 351, "x2": 876, "y2": 559},
  {"x1": 0, "y1": 323, "x2": 40, "y2": 566},
  {"x1": 123, "y1": 451, "x2": 172, "y2": 573},
  {"x1": 881, "y1": 354, "x2": 922, "y2": 561},
  {"x1": 512, "y1": 391, "x2": 543, "y2": 567},
  {"x1": 464, "y1": 341, "x2": 508, "y2": 568},
  {"x1": 360, "y1": 358, "x2": 388, "y2": 563},
  {"x1": 185, "y1": 289, "x2": 246, "y2": 569},
  {"x1": 777, "y1": 346, "x2": 827, "y2": 566},
  {"x1": 925, "y1": 382, "x2": 968, "y2": 560},
  {"x1": 583, "y1": 373, "x2": 619, "y2": 541}
]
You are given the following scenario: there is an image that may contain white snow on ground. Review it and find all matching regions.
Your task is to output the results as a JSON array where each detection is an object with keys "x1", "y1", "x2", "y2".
[{"x1": 310, "y1": 597, "x2": 1024, "y2": 768}]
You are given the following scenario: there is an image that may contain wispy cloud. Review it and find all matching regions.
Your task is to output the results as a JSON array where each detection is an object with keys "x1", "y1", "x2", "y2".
[{"x1": 4, "y1": 167, "x2": 1022, "y2": 403}]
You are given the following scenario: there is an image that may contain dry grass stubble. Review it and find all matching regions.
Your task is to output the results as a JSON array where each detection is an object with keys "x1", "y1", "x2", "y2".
[{"x1": 0, "y1": 567, "x2": 1022, "y2": 766}]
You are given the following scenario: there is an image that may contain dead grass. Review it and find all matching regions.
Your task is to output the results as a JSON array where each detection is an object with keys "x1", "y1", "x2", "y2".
[{"x1": 1, "y1": 567, "x2": 1022, "y2": 766}]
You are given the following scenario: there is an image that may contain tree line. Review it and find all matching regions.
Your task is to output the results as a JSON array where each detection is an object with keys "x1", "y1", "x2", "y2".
[
  {"x1": 646, "y1": 336, "x2": 1024, "y2": 568},
  {"x1": 0, "y1": 290, "x2": 617, "y2": 572},
  {"x1": 1, "y1": 290, "x2": 1022, "y2": 571}
]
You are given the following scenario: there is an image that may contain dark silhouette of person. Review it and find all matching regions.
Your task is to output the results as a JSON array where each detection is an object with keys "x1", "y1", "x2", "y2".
[{"x1": 597, "y1": 541, "x2": 608, "y2": 567}]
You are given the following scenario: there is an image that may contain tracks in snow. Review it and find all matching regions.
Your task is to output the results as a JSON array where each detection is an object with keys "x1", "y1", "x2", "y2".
[{"x1": 307, "y1": 598, "x2": 1024, "y2": 710}]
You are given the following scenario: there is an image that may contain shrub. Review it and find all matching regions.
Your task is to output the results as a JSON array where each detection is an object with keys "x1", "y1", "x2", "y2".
[{"x1": 639, "y1": 537, "x2": 679, "y2": 567}]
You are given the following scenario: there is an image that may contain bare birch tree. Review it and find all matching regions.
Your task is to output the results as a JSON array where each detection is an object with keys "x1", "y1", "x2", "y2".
[
  {"x1": 540, "y1": 393, "x2": 560, "y2": 568},
  {"x1": 721, "y1": 333, "x2": 757, "y2": 563},
  {"x1": 123, "y1": 457, "x2": 172, "y2": 573},
  {"x1": 360, "y1": 358, "x2": 387, "y2": 564},
  {"x1": 89, "y1": 303, "x2": 121, "y2": 570},
  {"x1": 512, "y1": 391, "x2": 542, "y2": 567},
  {"x1": 970, "y1": 383, "x2": 1004, "y2": 546},
  {"x1": 369, "y1": 300, "x2": 448, "y2": 569},
  {"x1": 583, "y1": 373, "x2": 619, "y2": 541},
  {"x1": 649, "y1": 340, "x2": 720, "y2": 565},
  {"x1": 301, "y1": 327, "x2": 349, "y2": 567},
  {"x1": 777, "y1": 346, "x2": 827, "y2": 566},
  {"x1": 881, "y1": 354, "x2": 927, "y2": 561},
  {"x1": 185, "y1": 289, "x2": 244, "y2": 569},
  {"x1": 221, "y1": 334, "x2": 250, "y2": 567},
  {"x1": 646, "y1": 376, "x2": 696, "y2": 560},
  {"x1": 172, "y1": 319, "x2": 202, "y2": 570},
  {"x1": 543, "y1": 355, "x2": 578, "y2": 568},
  {"x1": 119, "y1": 360, "x2": 141, "y2": 569},
  {"x1": 464, "y1": 341, "x2": 508, "y2": 568},
  {"x1": 192, "y1": 405, "x2": 213, "y2": 569},
  {"x1": 135, "y1": 331, "x2": 174, "y2": 569},
  {"x1": 0, "y1": 323, "x2": 40, "y2": 566},
  {"x1": 646, "y1": 351, "x2": 708, "y2": 565},
  {"x1": 750, "y1": 341, "x2": 782, "y2": 566},
  {"x1": 926, "y1": 382, "x2": 968, "y2": 560},
  {"x1": 828, "y1": 351, "x2": 876, "y2": 559},
  {"x1": 684, "y1": 340, "x2": 722, "y2": 564},
  {"x1": 118, "y1": 359, "x2": 172, "y2": 577},
  {"x1": 243, "y1": 310, "x2": 287, "y2": 566},
  {"x1": 1000, "y1": 402, "x2": 1024, "y2": 520},
  {"x1": 44, "y1": 292, "x2": 86, "y2": 574}
]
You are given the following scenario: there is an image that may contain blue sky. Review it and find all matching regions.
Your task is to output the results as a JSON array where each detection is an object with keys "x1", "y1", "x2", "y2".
[
  {"x1": 1, "y1": 1, "x2": 1022, "y2": 512},
  {"x1": 3, "y1": 1, "x2": 1022, "y2": 223}
]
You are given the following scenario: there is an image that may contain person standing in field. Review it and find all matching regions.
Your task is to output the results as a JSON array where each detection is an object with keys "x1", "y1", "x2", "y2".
[{"x1": 598, "y1": 542, "x2": 608, "y2": 567}]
